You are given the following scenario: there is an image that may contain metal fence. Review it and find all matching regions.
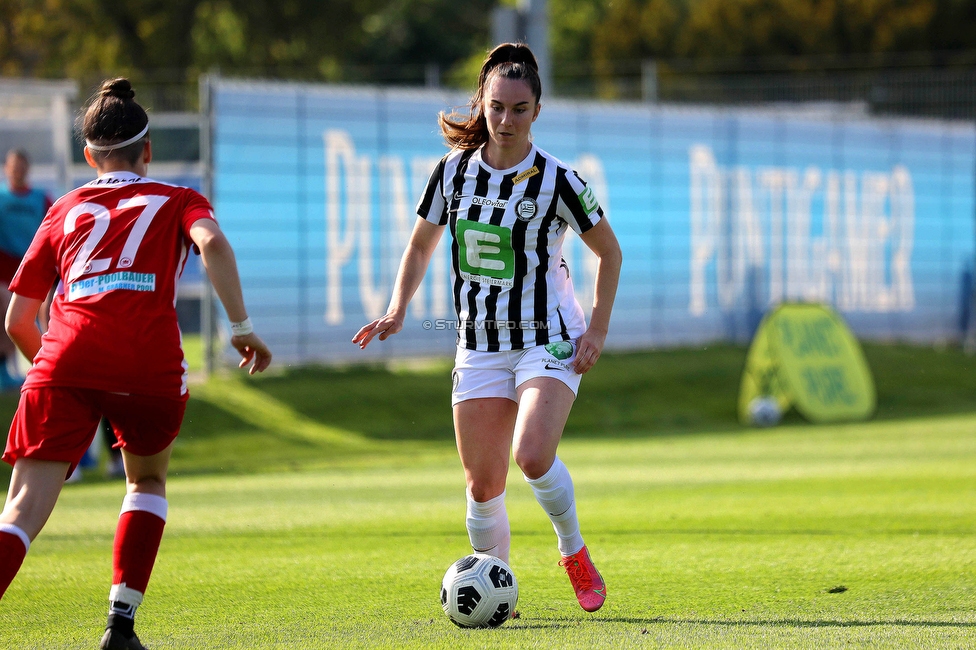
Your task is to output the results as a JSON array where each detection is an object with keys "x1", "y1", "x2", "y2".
[
  {"x1": 3, "y1": 67, "x2": 975, "y2": 371},
  {"x1": 654, "y1": 67, "x2": 976, "y2": 121},
  {"x1": 557, "y1": 55, "x2": 976, "y2": 122},
  {"x1": 90, "y1": 55, "x2": 976, "y2": 122},
  {"x1": 206, "y1": 77, "x2": 976, "y2": 367}
]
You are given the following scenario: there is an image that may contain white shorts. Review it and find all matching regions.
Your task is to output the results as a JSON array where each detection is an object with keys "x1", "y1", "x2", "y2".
[{"x1": 451, "y1": 340, "x2": 583, "y2": 406}]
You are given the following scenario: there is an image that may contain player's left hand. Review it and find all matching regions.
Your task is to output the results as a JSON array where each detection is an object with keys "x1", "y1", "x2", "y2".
[
  {"x1": 573, "y1": 327, "x2": 607, "y2": 374},
  {"x1": 232, "y1": 332, "x2": 272, "y2": 375},
  {"x1": 352, "y1": 312, "x2": 404, "y2": 350}
]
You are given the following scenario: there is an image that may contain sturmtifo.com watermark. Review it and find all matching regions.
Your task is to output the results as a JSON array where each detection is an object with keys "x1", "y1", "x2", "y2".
[{"x1": 422, "y1": 319, "x2": 553, "y2": 331}]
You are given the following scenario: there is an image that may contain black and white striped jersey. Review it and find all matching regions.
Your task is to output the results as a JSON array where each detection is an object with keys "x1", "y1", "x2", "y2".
[{"x1": 416, "y1": 144, "x2": 604, "y2": 351}]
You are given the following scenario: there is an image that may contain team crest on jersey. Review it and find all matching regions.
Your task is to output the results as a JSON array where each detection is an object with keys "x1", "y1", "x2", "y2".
[{"x1": 514, "y1": 197, "x2": 538, "y2": 221}]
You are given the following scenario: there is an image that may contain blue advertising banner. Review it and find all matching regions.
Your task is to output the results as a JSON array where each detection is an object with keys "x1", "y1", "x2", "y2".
[{"x1": 210, "y1": 79, "x2": 976, "y2": 364}]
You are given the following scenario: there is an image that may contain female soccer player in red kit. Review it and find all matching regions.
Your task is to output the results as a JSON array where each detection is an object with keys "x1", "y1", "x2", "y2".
[{"x1": 0, "y1": 78, "x2": 272, "y2": 650}]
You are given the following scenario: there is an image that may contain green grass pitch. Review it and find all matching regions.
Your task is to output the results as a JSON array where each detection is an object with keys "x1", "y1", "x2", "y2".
[{"x1": 0, "y1": 344, "x2": 974, "y2": 648}]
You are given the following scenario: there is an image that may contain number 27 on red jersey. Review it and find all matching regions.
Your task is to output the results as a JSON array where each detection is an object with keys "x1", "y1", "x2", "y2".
[{"x1": 63, "y1": 195, "x2": 170, "y2": 301}]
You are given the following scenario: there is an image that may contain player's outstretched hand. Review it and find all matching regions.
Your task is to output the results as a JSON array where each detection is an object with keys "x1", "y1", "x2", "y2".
[
  {"x1": 573, "y1": 327, "x2": 607, "y2": 375},
  {"x1": 352, "y1": 313, "x2": 403, "y2": 350},
  {"x1": 232, "y1": 332, "x2": 272, "y2": 375}
]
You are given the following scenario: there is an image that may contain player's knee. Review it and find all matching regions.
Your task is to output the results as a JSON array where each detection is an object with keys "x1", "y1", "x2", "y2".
[
  {"x1": 466, "y1": 479, "x2": 506, "y2": 503},
  {"x1": 512, "y1": 447, "x2": 551, "y2": 481}
]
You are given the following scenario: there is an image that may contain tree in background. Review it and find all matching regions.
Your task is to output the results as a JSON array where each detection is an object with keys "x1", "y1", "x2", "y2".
[
  {"x1": 189, "y1": 0, "x2": 495, "y2": 83},
  {"x1": 586, "y1": 0, "x2": 684, "y2": 98},
  {"x1": 0, "y1": 0, "x2": 492, "y2": 93},
  {"x1": 1, "y1": 0, "x2": 976, "y2": 101},
  {"x1": 1, "y1": 0, "x2": 200, "y2": 78},
  {"x1": 674, "y1": 0, "x2": 938, "y2": 59},
  {"x1": 581, "y1": 0, "x2": 976, "y2": 99}
]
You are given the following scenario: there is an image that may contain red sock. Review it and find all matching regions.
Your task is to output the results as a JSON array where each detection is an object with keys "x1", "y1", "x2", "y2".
[
  {"x1": 113, "y1": 510, "x2": 166, "y2": 594},
  {"x1": 0, "y1": 528, "x2": 29, "y2": 598}
]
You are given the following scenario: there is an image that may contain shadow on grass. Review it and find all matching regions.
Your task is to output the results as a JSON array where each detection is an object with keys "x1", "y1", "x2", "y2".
[
  {"x1": 226, "y1": 346, "x2": 753, "y2": 444},
  {"x1": 205, "y1": 342, "x2": 976, "y2": 444},
  {"x1": 0, "y1": 343, "x2": 973, "y2": 480},
  {"x1": 236, "y1": 362, "x2": 458, "y2": 442},
  {"x1": 625, "y1": 616, "x2": 976, "y2": 628},
  {"x1": 512, "y1": 616, "x2": 976, "y2": 630}
]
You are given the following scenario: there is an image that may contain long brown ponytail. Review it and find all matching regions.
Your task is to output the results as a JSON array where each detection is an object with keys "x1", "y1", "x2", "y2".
[{"x1": 438, "y1": 43, "x2": 542, "y2": 150}]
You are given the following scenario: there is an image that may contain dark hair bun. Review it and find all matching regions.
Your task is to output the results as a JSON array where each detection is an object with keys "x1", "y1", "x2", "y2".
[
  {"x1": 479, "y1": 43, "x2": 540, "y2": 90},
  {"x1": 493, "y1": 43, "x2": 538, "y2": 72},
  {"x1": 100, "y1": 78, "x2": 135, "y2": 101}
]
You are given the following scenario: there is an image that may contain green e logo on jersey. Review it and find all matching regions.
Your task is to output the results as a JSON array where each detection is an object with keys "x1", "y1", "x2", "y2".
[
  {"x1": 578, "y1": 186, "x2": 598, "y2": 215},
  {"x1": 457, "y1": 220, "x2": 515, "y2": 287}
]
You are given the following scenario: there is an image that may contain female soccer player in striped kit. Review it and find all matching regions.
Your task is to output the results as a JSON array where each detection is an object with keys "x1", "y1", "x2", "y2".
[
  {"x1": 0, "y1": 78, "x2": 272, "y2": 649},
  {"x1": 354, "y1": 43, "x2": 622, "y2": 613}
]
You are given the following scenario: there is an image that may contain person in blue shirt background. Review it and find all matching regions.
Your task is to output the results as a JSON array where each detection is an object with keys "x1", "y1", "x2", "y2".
[
  {"x1": 0, "y1": 149, "x2": 52, "y2": 390},
  {"x1": 0, "y1": 151, "x2": 122, "y2": 479}
]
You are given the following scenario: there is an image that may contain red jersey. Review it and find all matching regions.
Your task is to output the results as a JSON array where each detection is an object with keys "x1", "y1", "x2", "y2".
[{"x1": 9, "y1": 172, "x2": 215, "y2": 398}]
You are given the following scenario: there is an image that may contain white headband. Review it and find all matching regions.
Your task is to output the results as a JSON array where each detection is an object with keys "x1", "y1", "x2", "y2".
[{"x1": 85, "y1": 124, "x2": 149, "y2": 152}]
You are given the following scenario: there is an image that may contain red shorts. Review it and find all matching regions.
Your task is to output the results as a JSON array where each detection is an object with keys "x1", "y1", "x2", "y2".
[{"x1": 3, "y1": 387, "x2": 187, "y2": 474}]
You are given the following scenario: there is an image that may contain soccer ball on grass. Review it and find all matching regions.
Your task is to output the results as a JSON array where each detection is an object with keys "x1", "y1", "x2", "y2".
[
  {"x1": 748, "y1": 396, "x2": 783, "y2": 427},
  {"x1": 440, "y1": 554, "x2": 518, "y2": 628}
]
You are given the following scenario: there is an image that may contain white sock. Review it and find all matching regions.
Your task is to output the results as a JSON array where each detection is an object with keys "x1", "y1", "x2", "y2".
[
  {"x1": 0, "y1": 523, "x2": 30, "y2": 552},
  {"x1": 465, "y1": 491, "x2": 510, "y2": 565},
  {"x1": 109, "y1": 582, "x2": 144, "y2": 619},
  {"x1": 524, "y1": 457, "x2": 584, "y2": 556},
  {"x1": 120, "y1": 493, "x2": 168, "y2": 521}
]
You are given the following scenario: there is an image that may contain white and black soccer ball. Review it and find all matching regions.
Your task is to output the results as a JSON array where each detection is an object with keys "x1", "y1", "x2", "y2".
[
  {"x1": 440, "y1": 553, "x2": 518, "y2": 628},
  {"x1": 749, "y1": 396, "x2": 783, "y2": 427}
]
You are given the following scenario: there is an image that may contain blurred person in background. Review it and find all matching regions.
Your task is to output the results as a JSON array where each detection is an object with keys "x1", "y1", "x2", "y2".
[
  {"x1": 355, "y1": 42, "x2": 621, "y2": 614},
  {"x1": 0, "y1": 78, "x2": 272, "y2": 650},
  {"x1": 0, "y1": 149, "x2": 53, "y2": 390}
]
